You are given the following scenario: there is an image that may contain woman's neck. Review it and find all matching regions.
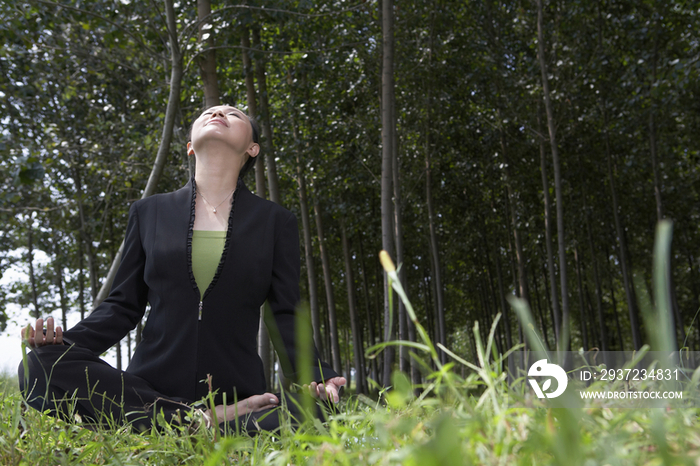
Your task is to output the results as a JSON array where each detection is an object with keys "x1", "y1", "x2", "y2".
[{"x1": 194, "y1": 155, "x2": 241, "y2": 198}]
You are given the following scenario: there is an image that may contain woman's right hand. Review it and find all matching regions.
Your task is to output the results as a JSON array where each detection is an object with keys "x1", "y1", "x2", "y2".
[
  {"x1": 203, "y1": 393, "x2": 279, "y2": 426},
  {"x1": 21, "y1": 317, "x2": 63, "y2": 349}
]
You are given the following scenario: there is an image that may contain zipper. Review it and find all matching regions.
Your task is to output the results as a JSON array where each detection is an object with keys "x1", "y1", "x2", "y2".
[{"x1": 190, "y1": 178, "x2": 240, "y2": 322}]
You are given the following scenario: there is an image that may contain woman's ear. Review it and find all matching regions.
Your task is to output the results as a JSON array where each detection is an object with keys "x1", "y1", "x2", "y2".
[
  {"x1": 247, "y1": 143, "x2": 260, "y2": 158},
  {"x1": 187, "y1": 142, "x2": 195, "y2": 156}
]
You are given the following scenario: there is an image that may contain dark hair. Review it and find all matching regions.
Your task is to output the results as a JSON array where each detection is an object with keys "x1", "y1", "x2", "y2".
[
  {"x1": 239, "y1": 116, "x2": 260, "y2": 179},
  {"x1": 188, "y1": 107, "x2": 262, "y2": 180}
]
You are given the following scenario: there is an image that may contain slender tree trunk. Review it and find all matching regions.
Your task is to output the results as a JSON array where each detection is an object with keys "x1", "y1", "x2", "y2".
[
  {"x1": 538, "y1": 111, "x2": 561, "y2": 346},
  {"x1": 587, "y1": 217, "x2": 608, "y2": 353},
  {"x1": 252, "y1": 28, "x2": 281, "y2": 205},
  {"x1": 78, "y1": 238, "x2": 86, "y2": 320},
  {"x1": 574, "y1": 247, "x2": 588, "y2": 350},
  {"x1": 73, "y1": 163, "x2": 98, "y2": 302},
  {"x1": 293, "y1": 137, "x2": 324, "y2": 356},
  {"x1": 649, "y1": 39, "x2": 663, "y2": 223},
  {"x1": 358, "y1": 234, "x2": 379, "y2": 387},
  {"x1": 314, "y1": 198, "x2": 342, "y2": 374},
  {"x1": 241, "y1": 29, "x2": 266, "y2": 197},
  {"x1": 93, "y1": 0, "x2": 183, "y2": 308},
  {"x1": 341, "y1": 220, "x2": 365, "y2": 394},
  {"x1": 26, "y1": 220, "x2": 40, "y2": 319},
  {"x1": 127, "y1": 331, "x2": 132, "y2": 363},
  {"x1": 393, "y1": 135, "x2": 409, "y2": 375},
  {"x1": 55, "y1": 261, "x2": 67, "y2": 329},
  {"x1": 605, "y1": 242, "x2": 626, "y2": 350},
  {"x1": 542, "y1": 262, "x2": 556, "y2": 350},
  {"x1": 501, "y1": 136, "x2": 530, "y2": 307},
  {"x1": 494, "y1": 246, "x2": 512, "y2": 352},
  {"x1": 115, "y1": 340, "x2": 122, "y2": 371},
  {"x1": 603, "y1": 111, "x2": 642, "y2": 349},
  {"x1": 537, "y1": 0, "x2": 569, "y2": 350},
  {"x1": 531, "y1": 265, "x2": 550, "y2": 349},
  {"x1": 425, "y1": 120, "x2": 446, "y2": 365},
  {"x1": 196, "y1": 0, "x2": 219, "y2": 107},
  {"x1": 381, "y1": 0, "x2": 396, "y2": 387}
]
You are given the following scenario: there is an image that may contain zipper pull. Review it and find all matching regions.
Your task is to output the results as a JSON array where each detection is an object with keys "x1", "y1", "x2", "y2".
[{"x1": 198, "y1": 301, "x2": 203, "y2": 320}]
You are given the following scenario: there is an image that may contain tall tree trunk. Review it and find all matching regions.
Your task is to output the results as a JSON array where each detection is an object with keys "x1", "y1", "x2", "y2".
[
  {"x1": 494, "y1": 245, "x2": 512, "y2": 352},
  {"x1": 393, "y1": 132, "x2": 409, "y2": 375},
  {"x1": 603, "y1": 112, "x2": 642, "y2": 350},
  {"x1": 196, "y1": 0, "x2": 219, "y2": 107},
  {"x1": 73, "y1": 163, "x2": 98, "y2": 302},
  {"x1": 292, "y1": 122, "x2": 324, "y2": 356},
  {"x1": 537, "y1": 0, "x2": 569, "y2": 350},
  {"x1": 358, "y1": 233, "x2": 379, "y2": 387},
  {"x1": 252, "y1": 28, "x2": 281, "y2": 205},
  {"x1": 501, "y1": 136, "x2": 529, "y2": 307},
  {"x1": 341, "y1": 220, "x2": 365, "y2": 394},
  {"x1": 241, "y1": 28, "x2": 266, "y2": 197},
  {"x1": 605, "y1": 241, "x2": 626, "y2": 350},
  {"x1": 538, "y1": 111, "x2": 561, "y2": 346},
  {"x1": 649, "y1": 38, "x2": 663, "y2": 223},
  {"x1": 425, "y1": 114, "x2": 446, "y2": 365},
  {"x1": 314, "y1": 197, "x2": 342, "y2": 374},
  {"x1": 93, "y1": 0, "x2": 183, "y2": 308},
  {"x1": 574, "y1": 247, "x2": 589, "y2": 350},
  {"x1": 531, "y1": 264, "x2": 550, "y2": 349},
  {"x1": 78, "y1": 238, "x2": 86, "y2": 320},
  {"x1": 380, "y1": 0, "x2": 396, "y2": 387},
  {"x1": 587, "y1": 217, "x2": 608, "y2": 353},
  {"x1": 26, "y1": 219, "x2": 40, "y2": 319},
  {"x1": 54, "y1": 259, "x2": 68, "y2": 329}
]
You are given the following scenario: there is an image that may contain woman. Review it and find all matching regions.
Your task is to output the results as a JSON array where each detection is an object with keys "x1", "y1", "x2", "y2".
[{"x1": 19, "y1": 105, "x2": 345, "y2": 432}]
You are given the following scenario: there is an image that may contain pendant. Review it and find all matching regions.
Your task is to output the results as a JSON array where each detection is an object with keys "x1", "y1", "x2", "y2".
[{"x1": 213, "y1": 208, "x2": 217, "y2": 213}]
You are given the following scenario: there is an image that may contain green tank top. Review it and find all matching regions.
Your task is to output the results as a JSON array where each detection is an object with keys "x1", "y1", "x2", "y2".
[{"x1": 191, "y1": 230, "x2": 226, "y2": 300}]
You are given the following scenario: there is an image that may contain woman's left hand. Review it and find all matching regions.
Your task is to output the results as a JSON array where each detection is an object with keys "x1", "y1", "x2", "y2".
[{"x1": 308, "y1": 377, "x2": 346, "y2": 403}]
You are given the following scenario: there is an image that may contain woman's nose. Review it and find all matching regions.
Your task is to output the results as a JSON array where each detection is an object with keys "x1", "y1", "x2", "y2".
[{"x1": 210, "y1": 108, "x2": 225, "y2": 118}]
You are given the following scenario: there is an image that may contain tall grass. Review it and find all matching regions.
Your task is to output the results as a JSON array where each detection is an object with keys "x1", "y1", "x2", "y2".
[{"x1": 2, "y1": 222, "x2": 700, "y2": 464}]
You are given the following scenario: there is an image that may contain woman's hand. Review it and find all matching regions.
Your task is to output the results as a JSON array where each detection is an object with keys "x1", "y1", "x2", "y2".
[
  {"x1": 308, "y1": 377, "x2": 347, "y2": 403},
  {"x1": 21, "y1": 317, "x2": 63, "y2": 349},
  {"x1": 203, "y1": 392, "x2": 279, "y2": 426}
]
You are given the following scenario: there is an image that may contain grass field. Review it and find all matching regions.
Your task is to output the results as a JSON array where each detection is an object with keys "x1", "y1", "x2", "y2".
[{"x1": 2, "y1": 346, "x2": 700, "y2": 466}]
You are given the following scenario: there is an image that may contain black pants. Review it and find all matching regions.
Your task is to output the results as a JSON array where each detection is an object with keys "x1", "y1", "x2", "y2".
[{"x1": 18, "y1": 344, "x2": 326, "y2": 434}]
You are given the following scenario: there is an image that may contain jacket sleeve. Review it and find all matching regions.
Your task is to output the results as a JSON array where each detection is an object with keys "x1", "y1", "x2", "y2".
[
  {"x1": 265, "y1": 211, "x2": 339, "y2": 384},
  {"x1": 62, "y1": 202, "x2": 149, "y2": 354}
]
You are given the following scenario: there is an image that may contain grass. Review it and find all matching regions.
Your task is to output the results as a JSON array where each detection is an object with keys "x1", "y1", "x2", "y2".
[
  {"x1": 2, "y1": 226, "x2": 700, "y2": 465},
  {"x1": 3, "y1": 342, "x2": 700, "y2": 465}
]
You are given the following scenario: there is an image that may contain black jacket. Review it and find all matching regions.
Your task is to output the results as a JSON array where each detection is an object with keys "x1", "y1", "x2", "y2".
[{"x1": 63, "y1": 179, "x2": 337, "y2": 404}]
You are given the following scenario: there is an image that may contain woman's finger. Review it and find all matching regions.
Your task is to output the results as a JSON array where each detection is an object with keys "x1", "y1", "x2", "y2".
[
  {"x1": 35, "y1": 318, "x2": 44, "y2": 347},
  {"x1": 55, "y1": 326, "x2": 63, "y2": 345},
  {"x1": 45, "y1": 317, "x2": 55, "y2": 343},
  {"x1": 326, "y1": 385, "x2": 339, "y2": 403},
  {"x1": 316, "y1": 383, "x2": 327, "y2": 400},
  {"x1": 240, "y1": 393, "x2": 278, "y2": 414}
]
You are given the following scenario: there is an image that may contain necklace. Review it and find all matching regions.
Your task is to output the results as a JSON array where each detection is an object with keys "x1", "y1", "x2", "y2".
[{"x1": 197, "y1": 187, "x2": 236, "y2": 214}]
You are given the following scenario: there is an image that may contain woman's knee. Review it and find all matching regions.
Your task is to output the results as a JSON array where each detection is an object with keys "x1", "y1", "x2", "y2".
[{"x1": 17, "y1": 345, "x2": 72, "y2": 394}]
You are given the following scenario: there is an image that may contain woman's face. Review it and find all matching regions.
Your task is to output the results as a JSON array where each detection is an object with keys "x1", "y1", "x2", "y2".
[{"x1": 189, "y1": 105, "x2": 259, "y2": 161}]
